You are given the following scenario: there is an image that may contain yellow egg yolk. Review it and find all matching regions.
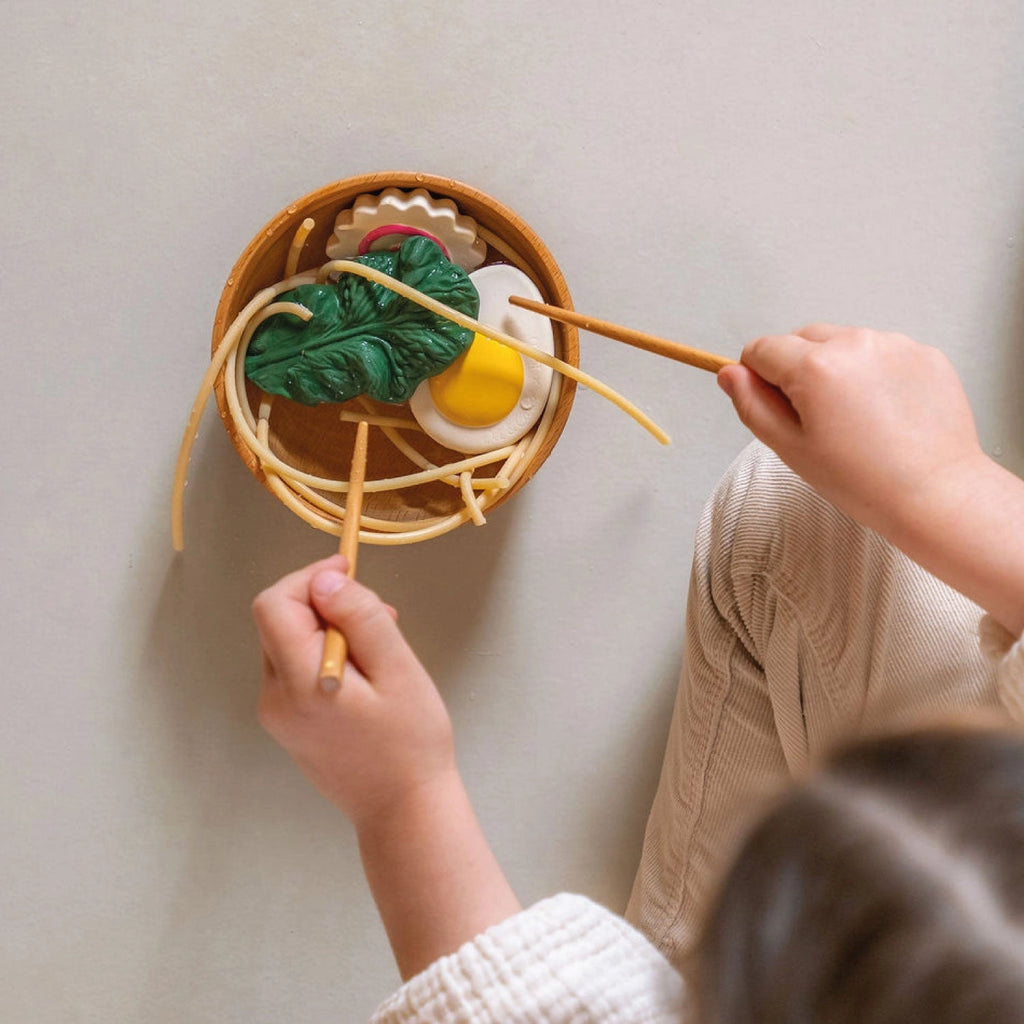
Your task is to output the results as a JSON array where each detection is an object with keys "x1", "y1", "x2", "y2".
[{"x1": 428, "y1": 332, "x2": 524, "y2": 427}]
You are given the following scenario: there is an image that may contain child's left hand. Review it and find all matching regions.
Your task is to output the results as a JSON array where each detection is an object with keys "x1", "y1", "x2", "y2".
[
  {"x1": 253, "y1": 556, "x2": 521, "y2": 980},
  {"x1": 252, "y1": 555, "x2": 457, "y2": 828}
]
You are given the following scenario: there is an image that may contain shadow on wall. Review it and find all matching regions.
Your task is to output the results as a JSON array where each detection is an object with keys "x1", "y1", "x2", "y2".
[{"x1": 570, "y1": 636, "x2": 685, "y2": 914}]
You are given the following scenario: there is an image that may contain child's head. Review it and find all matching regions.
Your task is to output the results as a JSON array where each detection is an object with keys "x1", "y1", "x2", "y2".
[{"x1": 695, "y1": 722, "x2": 1024, "y2": 1024}]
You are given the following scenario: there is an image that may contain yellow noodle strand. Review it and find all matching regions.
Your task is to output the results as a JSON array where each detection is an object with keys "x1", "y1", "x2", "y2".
[
  {"x1": 285, "y1": 218, "x2": 316, "y2": 277},
  {"x1": 354, "y1": 398, "x2": 462, "y2": 489},
  {"x1": 171, "y1": 272, "x2": 318, "y2": 550},
  {"x1": 256, "y1": 402, "x2": 467, "y2": 534},
  {"x1": 339, "y1": 409, "x2": 424, "y2": 431},
  {"x1": 318, "y1": 259, "x2": 671, "y2": 446},
  {"x1": 263, "y1": 467, "x2": 481, "y2": 545},
  {"x1": 460, "y1": 471, "x2": 487, "y2": 526},
  {"x1": 224, "y1": 304, "x2": 518, "y2": 491},
  {"x1": 174, "y1": 241, "x2": 660, "y2": 549}
]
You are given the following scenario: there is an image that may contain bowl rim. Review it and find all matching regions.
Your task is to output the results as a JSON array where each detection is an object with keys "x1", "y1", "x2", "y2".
[{"x1": 209, "y1": 172, "x2": 579, "y2": 541}]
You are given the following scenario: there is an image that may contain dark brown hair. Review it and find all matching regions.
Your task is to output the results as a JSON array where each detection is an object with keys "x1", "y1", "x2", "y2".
[{"x1": 695, "y1": 723, "x2": 1024, "y2": 1024}]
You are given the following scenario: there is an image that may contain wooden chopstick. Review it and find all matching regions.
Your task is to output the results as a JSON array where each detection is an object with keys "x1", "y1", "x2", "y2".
[
  {"x1": 507, "y1": 296, "x2": 736, "y2": 373},
  {"x1": 319, "y1": 419, "x2": 370, "y2": 693}
]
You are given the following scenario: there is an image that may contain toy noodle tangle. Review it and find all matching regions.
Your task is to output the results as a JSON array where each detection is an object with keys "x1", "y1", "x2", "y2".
[{"x1": 172, "y1": 238, "x2": 669, "y2": 551}]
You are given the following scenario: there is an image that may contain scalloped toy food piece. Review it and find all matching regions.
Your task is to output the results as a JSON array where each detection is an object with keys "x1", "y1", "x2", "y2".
[{"x1": 326, "y1": 188, "x2": 487, "y2": 271}]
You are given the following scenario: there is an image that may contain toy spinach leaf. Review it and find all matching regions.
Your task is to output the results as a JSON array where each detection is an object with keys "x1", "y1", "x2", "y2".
[{"x1": 245, "y1": 236, "x2": 479, "y2": 405}]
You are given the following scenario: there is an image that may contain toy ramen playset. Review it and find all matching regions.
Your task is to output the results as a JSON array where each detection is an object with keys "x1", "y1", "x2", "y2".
[{"x1": 171, "y1": 172, "x2": 719, "y2": 552}]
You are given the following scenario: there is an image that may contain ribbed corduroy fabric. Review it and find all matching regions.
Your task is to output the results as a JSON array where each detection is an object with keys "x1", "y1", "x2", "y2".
[
  {"x1": 625, "y1": 442, "x2": 1013, "y2": 968},
  {"x1": 368, "y1": 894, "x2": 686, "y2": 1023}
]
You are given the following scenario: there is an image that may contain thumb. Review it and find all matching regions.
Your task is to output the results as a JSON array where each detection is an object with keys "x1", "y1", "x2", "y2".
[
  {"x1": 310, "y1": 570, "x2": 420, "y2": 684},
  {"x1": 718, "y1": 363, "x2": 802, "y2": 450}
]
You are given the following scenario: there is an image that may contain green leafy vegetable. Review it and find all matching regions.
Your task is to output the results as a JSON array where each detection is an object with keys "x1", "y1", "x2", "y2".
[{"x1": 245, "y1": 237, "x2": 479, "y2": 405}]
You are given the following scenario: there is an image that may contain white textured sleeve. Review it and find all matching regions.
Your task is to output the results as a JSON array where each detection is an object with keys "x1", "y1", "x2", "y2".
[
  {"x1": 368, "y1": 893, "x2": 686, "y2": 1024},
  {"x1": 979, "y1": 614, "x2": 1024, "y2": 721}
]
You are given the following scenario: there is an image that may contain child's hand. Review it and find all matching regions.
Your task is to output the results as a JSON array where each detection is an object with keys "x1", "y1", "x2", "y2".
[
  {"x1": 252, "y1": 555, "x2": 456, "y2": 828},
  {"x1": 252, "y1": 556, "x2": 521, "y2": 979},
  {"x1": 717, "y1": 324, "x2": 986, "y2": 538}
]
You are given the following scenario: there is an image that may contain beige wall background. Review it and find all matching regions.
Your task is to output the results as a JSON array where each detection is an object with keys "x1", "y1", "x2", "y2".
[{"x1": 3, "y1": 1, "x2": 1023, "y2": 1019}]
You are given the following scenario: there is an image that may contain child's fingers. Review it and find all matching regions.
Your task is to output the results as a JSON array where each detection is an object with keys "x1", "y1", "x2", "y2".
[
  {"x1": 310, "y1": 570, "x2": 422, "y2": 687},
  {"x1": 252, "y1": 587, "x2": 319, "y2": 678},
  {"x1": 271, "y1": 554, "x2": 349, "y2": 602},
  {"x1": 740, "y1": 333, "x2": 818, "y2": 389},
  {"x1": 793, "y1": 322, "x2": 848, "y2": 343},
  {"x1": 253, "y1": 555, "x2": 348, "y2": 679},
  {"x1": 718, "y1": 364, "x2": 802, "y2": 446}
]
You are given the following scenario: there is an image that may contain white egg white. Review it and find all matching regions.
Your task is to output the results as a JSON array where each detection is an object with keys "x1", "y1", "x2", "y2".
[{"x1": 409, "y1": 264, "x2": 555, "y2": 454}]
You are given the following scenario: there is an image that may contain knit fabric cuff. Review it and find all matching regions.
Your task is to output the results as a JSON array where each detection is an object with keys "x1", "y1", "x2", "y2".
[
  {"x1": 368, "y1": 893, "x2": 686, "y2": 1024},
  {"x1": 979, "y1": 614, "x2": 1024, "y2": 721}
]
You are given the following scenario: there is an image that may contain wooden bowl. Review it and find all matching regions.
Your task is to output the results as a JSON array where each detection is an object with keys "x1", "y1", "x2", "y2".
[{"x1": 210, "y1": 172, "x2": 578, "y2": 544}]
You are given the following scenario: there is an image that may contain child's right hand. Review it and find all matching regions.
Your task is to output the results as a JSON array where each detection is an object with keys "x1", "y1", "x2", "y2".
[{"x1": 716, "y1": 324, "x2": 987, "y2": 539}]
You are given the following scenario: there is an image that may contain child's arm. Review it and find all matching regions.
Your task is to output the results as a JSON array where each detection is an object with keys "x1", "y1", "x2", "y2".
[
  {"x1": 718, "y1": 324, "x2": 1024, "y2": 636},
  {"x1": 251, "y1": 556, "x2": 521, "y2": 981}
]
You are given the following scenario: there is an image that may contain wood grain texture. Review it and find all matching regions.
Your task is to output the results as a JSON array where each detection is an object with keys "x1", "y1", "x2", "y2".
[
  {"x1": 319, "y1": 420, "x2": 369, "y2": 690},
  {"x1": 508, "y1": 296, "x2": 736, "y2": 373}
]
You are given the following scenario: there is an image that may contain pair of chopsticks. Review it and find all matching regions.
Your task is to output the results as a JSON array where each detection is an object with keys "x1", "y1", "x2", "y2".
[
  {"x1": 508, "y1": 296, "x2": 735, "y2": 374},
  {"x1": 316, "y1": 301, "x2": 729, "y2": 690},
  {"x1": 319, "y1": 419, "x2": 369, "y2": 693}
]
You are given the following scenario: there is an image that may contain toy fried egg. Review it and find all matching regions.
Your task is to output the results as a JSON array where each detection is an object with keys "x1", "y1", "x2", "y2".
[{"x1": 409, "y1": 263, "x2": 555, "y2": 454}]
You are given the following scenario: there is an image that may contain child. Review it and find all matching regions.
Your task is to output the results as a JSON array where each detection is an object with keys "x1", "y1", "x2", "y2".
[{"x1": 252, "y1": 324, "x2": 1024, "y2": 1022}]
